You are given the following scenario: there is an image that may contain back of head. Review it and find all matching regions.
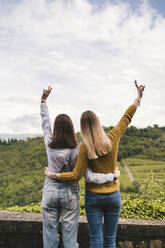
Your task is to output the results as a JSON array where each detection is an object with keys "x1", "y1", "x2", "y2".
[
  {"x1": 80, "y1": 110, "x2": 111, "y2": 159},
  {"x1": 49, "y1": 114, "x2": 77, "y2": 149}
]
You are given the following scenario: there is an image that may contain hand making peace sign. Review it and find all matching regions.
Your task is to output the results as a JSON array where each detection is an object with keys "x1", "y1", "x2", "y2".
[
  {"x1": 41, "y1": 85, "x2": 52, "y2": 101},
  {"x1": 134, "y1": 80, "x2": 145, "y2": 100}
]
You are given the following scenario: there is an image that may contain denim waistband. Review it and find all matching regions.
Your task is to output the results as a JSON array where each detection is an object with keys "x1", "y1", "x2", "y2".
[
  {"x1": 44, "y1": 177, "x2": 78, "y2": 187},
  {"x1": 85, "y1": 189, "x2": 120, "y2": 197}
]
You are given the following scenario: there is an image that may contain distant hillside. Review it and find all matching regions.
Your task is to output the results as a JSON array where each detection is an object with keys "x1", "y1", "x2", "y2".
[
  {"x1": 0, "y1": 137, "x2": 46, "y2": 207},
  {"x1": 105, "y1": 125, "x2": 165, "y2": 161},
  {"x1": 0, "y1": 125, "x2": 164, "y2": 207},
  {"x1": 0, "y1": 133, "x2": 42, "y2": 141}
]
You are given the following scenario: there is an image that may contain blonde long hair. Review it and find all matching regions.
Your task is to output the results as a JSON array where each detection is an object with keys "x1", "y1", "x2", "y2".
[{"x1": 80, "y1": 110, "x2": 112, "y2": 159}]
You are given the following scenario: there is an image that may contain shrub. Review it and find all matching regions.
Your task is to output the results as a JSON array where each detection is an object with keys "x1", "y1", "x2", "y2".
[{"x1": 1, "y1": 195, "x2": 165, "y2": 220}]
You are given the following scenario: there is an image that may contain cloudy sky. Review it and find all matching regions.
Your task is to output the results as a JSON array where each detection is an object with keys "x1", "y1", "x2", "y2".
[{"x1": 0, "y1": 0, "x2": 165, "y2": 134}]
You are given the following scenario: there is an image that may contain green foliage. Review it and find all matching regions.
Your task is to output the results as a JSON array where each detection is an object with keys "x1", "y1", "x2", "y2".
[
  {"x1": 120, "y1": 195, "x2": 165, "y2": 220},
  {"x1": 2, "y1": 196, "x2": 164, "y2": 220},
  {"x1": 119, "y1": 157, "x2": 165, "y2": 199},
  {"x1": 125, "y1": 158, "x2": 165, "y2": 198},
  {"x1": 120, "y1": 181, "x2": 140, "y2": 194},
  {"x1": 118, "y1": 164, "x2": 133, "y2": 191},
  {"x1": 76, "y1": 132, "x2": 82, "y2": 143},
  {"x1": 103, "y1": 125, "x2": 165, "y2": 161},
  {"x1": 138, "y1": 172, "x2": 165, "y2": 200},
  {"x1": 0, "y1": 138, "x2": 17, "y2": 145},
  {"x1": 0, "y1": 137, "x2": 46, "y2": 207},
  {"x1": 0, "y1": 203, "x2": 41, "y2": 213}
]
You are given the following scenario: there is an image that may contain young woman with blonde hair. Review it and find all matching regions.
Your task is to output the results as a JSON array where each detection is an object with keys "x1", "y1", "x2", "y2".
[{"x1": 45, "y1": 81, "x2": 145, "y2": 248}]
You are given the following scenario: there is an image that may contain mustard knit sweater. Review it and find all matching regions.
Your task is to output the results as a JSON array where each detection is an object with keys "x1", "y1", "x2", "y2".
[{"x1": 60, "y1": 104, "x2": 137, "y2": 194}]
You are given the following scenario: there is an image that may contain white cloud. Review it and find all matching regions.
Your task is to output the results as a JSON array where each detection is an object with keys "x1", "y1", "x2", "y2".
[
  {"x1": 0, "y1": 0, "x2": 165, "y2": 133},
  {"x1": 9, "y1": 113, "x2": 41, "y2": 133}
]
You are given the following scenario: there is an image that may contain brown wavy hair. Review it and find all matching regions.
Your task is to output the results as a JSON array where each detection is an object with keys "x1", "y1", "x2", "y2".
[{"x1": 49, "y1": 114, "x2": 77, "y2": 149}]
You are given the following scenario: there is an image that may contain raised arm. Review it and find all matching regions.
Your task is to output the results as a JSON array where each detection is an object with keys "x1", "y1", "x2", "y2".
[
  {"x1": 108, "y1": 80, "x2": 145, "y2": 140},
  {"x1": 40, "y1": 86, "x2": 52, "y2": 145}
]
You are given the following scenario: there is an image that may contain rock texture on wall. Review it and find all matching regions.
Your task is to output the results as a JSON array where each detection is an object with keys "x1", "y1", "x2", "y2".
[{"x1": 0, "y1": 211, "x2": 165, "y2": 248}]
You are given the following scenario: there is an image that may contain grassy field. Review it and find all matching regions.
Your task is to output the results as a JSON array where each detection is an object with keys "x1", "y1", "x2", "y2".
[
  {"x1": 119, "y1": 162, "x2": 132, "y2": 188},
  {"x1": 125, "y1": 157, "x2": 165, "y2": 183},
  {"x1": 119, "y1": 157, "x2": 165, "y2": 199}
]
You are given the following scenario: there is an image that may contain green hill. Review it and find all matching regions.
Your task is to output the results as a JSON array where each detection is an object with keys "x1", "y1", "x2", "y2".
[
  {"x1": 0, "y1": 138, "x2": 46, "y2": 207},
  {"x1": 0, "y1": 125, "x2": 164, "y2": 207},
  {"x1": 108, "y1": 125, "x2": 165, "y2": 161}
]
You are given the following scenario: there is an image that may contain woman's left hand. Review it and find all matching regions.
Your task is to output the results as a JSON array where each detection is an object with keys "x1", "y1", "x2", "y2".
[
  {"x1": 45, "y1": 167, "x2": 60, "y2": 179},
  {"x1": 41, "y1": 86, "x2": 52, "y2": 102}
]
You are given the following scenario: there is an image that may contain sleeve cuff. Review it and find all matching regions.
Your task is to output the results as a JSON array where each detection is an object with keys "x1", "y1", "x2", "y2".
[
  {"x1": 133, "y1": 98, "x2": 141, "y2": 107},
  {"x1": 106, "y1": 174, "x2": 114, "y2": 182}
]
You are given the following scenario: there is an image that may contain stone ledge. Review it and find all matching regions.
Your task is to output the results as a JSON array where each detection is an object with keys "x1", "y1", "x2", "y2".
[
  {"x1": 0, "y1": 211, "x2": 165, "y2": 248},
  {"x1": 0, "y1": 210, "x2": 164, "y2": 225}
]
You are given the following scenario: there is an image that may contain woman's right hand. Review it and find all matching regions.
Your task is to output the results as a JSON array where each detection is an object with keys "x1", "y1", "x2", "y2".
[
  {"x1": 134, "y1": 80, "x2": 145, "y2": 100},
  {"x1": 45, "y1": 167, "x2": 60, "y2": 179},
  {"x1": 41, "y1": 86, "x2": 52, "y2": 102}
]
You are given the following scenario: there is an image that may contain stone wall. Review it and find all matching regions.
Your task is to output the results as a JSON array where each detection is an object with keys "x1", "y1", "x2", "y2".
[{"x1": 0, "y1": 211, "x2": 165, "y2": 248}]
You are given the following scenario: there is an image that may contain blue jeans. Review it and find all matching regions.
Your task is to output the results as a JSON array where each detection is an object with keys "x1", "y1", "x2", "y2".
[
  {"x1": 42, "y1": 183, "x2": 79, "y2": 248},
  {"x1": 85, "y1": 190, "x2": 121, "y2": 248}
]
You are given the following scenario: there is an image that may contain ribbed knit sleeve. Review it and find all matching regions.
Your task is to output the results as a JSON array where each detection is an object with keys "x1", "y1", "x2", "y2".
[
  {"x1": 108, "y1": 104, "x2": 137, "y2": 140},
  {"x1": 59, "y1": 143, "x2": 88, "y2": 181}
]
